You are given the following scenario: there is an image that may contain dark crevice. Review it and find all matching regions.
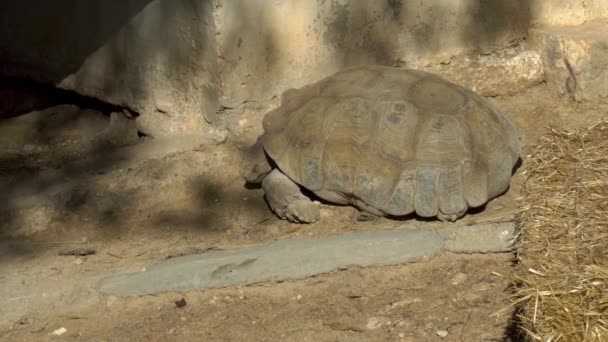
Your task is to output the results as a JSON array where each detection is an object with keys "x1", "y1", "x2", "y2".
[
  {"x1": 0, "y1": 76, "x2": 139, "y2": 120},
  {"x1": 503, "y1": 306, "x2": 527, "y2": 341}
]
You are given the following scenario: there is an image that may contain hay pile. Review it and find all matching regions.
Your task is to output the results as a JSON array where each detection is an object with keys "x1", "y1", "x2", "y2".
[{"x1": 512, "y1": 119, "x2": 608, "y2": 341}]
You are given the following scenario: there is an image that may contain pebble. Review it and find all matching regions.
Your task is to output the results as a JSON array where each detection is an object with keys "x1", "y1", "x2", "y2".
[
  {"x1": 366, "y1": 317, "x2": 382, "y2": 330},
  {"x1": 73, "y1": 258, "x2": 83, "y2": 265},
  {"x1": 451, "y1": 273, "x2": 468, "y2": 285},
  {"x1": 51, "y1": 327, "x2": 67, "y2": 336},
  {"x1": 436, "y1": 330, "x2": 449, "y2": 338},
  {"x1": 389, "y1": 298, "x2": 422, "y2": 309},
  {"x1": 15, "y1": 317, "x2": 31, "y2": 325},
  {"x1": 175, "y1": 298, "x2": 187, "y2": 308},
  {"x1": 106, "y1": 296, "x2": 117, "y2": 308}
]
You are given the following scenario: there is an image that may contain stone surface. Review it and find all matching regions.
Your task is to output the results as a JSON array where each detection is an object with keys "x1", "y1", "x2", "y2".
[
  {"x1": 0, "y1": 268, "x2": 101, "y2": 326},
  {"x1": 0, "y1": 0, "x2": 220, "y2": 137},
  {"x1": 529, "y1": 19, "x2": 608, "y2": 102},
  {"x1": 216, "y1": 0, "x2": 530, "y2": 107},
  {"x1": 97, "y1": 222, "x2": 515, "y2": 296},
  {"x1": 441, "y1": 222, "x2": 516, "y2": 253},
  {"x1": 529, "y1": 0, "x2": 608, "y2": 26},
  {"x1": 402, "y1": 45, "x2": 544, "y2": 97}
]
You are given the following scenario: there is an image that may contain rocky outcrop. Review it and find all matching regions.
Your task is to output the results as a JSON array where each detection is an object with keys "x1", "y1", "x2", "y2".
[
  {"x1": 529, "y1": 19, "x2": 608, "y2": 102},
  {"x1": 0, "y1": 1, "x2": 220, "y2": 137}
]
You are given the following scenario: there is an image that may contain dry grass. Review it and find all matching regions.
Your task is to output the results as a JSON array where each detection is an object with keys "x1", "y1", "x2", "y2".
[{"x1": 510, "y1": 119, "x2": 608, "y2": 341}]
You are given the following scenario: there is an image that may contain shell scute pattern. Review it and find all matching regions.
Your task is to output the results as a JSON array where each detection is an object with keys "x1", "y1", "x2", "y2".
[{"x1": 261, "y1": 65, "x2": 522, "y2": 219}]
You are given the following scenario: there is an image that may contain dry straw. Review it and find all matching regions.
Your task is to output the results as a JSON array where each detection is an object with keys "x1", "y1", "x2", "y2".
[{"x1": 510, "y1": 119, "x2": 608, "y2": 341}]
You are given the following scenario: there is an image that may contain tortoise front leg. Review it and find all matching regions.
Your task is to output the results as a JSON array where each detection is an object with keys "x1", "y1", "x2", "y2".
[{"x1": 261, "y1": 169, "x2": 320, "y2": 223}]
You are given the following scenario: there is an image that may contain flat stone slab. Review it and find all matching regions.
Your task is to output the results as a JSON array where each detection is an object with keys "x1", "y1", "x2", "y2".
[{"x1": 97, "y1": 221, "x2": 516, "y2": 296}]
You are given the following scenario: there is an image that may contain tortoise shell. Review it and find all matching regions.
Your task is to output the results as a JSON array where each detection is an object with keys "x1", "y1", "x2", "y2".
[{"x1": 260, "y1": 65, "x2": 522, "y2": 219}]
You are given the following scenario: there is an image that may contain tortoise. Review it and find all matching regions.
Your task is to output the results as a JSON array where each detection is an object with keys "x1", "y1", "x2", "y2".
[{"x1": 245, "y1": 65, "x2": 523, "y2": 223}]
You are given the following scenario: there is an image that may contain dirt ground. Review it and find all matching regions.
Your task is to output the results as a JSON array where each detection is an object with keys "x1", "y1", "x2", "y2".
[{"x1": 0, "y1": 82, "x2": 606, "y2": 341}]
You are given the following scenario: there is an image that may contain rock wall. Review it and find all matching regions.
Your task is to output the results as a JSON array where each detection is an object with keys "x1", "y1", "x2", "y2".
[
  {"x1": 0, "y1": 0, "x2": 605, "y2": 136},
  {"x1": 0, "y1": 0, "x2": 220, "y2": 137},
  {"x1": 525, "y1": 0, "x2": 608, "y2": 102},
  {"x1": 529, "y1": 0, "x2": 608, "y2": 26},
  {"x1": 215, "y1": 0, "x2": 530, "y2": 107},
  {"x1": 529, "y1": 19, "x2": 608, "y2": 102}
]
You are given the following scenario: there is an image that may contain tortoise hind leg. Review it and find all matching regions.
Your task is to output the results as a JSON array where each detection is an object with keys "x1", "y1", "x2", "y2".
[
  {"x1": 353, "y1": 199, "x2": 385, "y2": 222},
  {"x1": 262, "y1": 169, "x2": 320, "y2": 223}
]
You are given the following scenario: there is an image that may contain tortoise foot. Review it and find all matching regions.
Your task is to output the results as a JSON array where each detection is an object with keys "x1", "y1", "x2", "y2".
[{"x1": 262, "y1": 169, "x2": 320, "y2": 224}]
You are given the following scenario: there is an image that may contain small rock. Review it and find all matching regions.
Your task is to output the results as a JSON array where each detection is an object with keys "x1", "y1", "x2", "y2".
[
  {"x1": 167, "y1": 328, "x2": 176, "y2": 335},
  {"x1": 462, "y1": 292, "x2": 485, "y2": 305},
  {"x1": 51, "y1": 327, "x2": 67, "y2": 336},
  {"x1": 436, "y1": 330, "x2": 449, "y2": 338},
  {"x1": 450, "y1": 272, "x2": 468, "y2": 285},
  {"x1": 73, "y1": 258, "x2": 84, "y2": 265},
  {"x1": 175, "y1": 298, "x2": 187, "y2": 308},
  {"x1": 388, "y1": 298, "x2": 422, "y2": 309},
  {"x1": 398, "y1": 333, "x2": 405, "y2": 338},
  {"x1": 106, "y1": 296, "x2": 117, "y2": 308},
  {"x1": 319, "y1": 208, "x2": 331, "y2": 217},
  {"x1": 324, "y1": 320, "x2": 365, "y2": 333},
  {"x1": 296, "y1": 294, "x2": 303, "y2": 300},
  {"x1": 366, "y1": 317, "x2": 382, "y2": 330},
  {"x1": 15, "y1": 317, "x2": 31, "y2": 325}
]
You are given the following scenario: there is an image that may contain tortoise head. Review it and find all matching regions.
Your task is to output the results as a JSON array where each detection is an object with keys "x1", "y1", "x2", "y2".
[{"x1": 243, "y1": 136, "x2": 272, "y2": 184}]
